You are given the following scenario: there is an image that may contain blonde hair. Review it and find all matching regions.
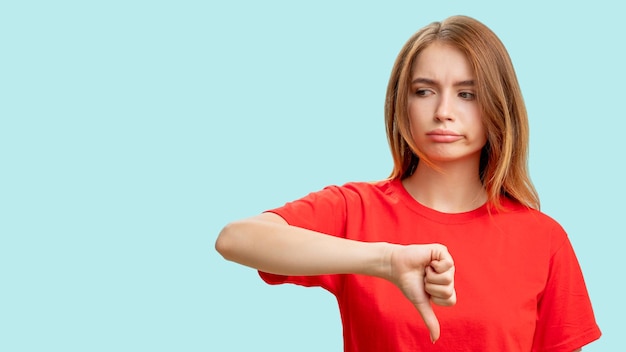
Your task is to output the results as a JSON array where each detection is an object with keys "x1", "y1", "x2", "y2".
[{"x1": 385, "y1": 15, "x2": 540, "y2": 209}]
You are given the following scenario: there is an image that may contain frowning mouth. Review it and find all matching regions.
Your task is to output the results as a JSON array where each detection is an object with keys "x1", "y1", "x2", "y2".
[
  {"x1": 426, "y1": 129, "x2": 463, "y2": 142},
  {"x1": 427, "y1": 129, "x2": 461, "y2": 136}
]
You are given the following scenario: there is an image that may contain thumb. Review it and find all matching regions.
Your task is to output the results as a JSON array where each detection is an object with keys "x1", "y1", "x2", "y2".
[{"x1": 414, "y1": 299, "x2": 440, "y2": 343}]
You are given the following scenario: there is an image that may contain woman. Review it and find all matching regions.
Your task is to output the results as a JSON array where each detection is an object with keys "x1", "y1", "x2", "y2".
[{"x1": 215, "y1": 15, "x2": 601, "y2": 351}]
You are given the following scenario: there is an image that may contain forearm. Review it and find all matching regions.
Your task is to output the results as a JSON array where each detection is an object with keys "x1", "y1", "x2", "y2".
[
  {"x1": 216, "y1": 213, "x2": 456, "y2": 342},
  {"x1": 215, "y1": 214, "x2": 394, "y2": 279}
]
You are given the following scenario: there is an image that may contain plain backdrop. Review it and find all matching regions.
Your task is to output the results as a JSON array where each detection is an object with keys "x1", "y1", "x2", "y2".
[{"x1": 1, "y1": 1, "x2": 623, "y2": 351}]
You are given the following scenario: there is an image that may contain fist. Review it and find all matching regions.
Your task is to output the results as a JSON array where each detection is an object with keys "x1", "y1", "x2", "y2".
[{"x1": 388, "y1": 243, "x2": 456, "y2": 342}]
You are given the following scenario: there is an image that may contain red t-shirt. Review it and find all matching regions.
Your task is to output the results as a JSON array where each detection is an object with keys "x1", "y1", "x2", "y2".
[{"x1": 259, "y1": 179, "x2": 601, "y2": 351}]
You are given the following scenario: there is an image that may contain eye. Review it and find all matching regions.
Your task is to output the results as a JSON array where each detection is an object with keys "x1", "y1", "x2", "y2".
[
  {"x1": 415, "y1": 89, "x2": 433, "y2": 97},
  {"x1": 459, "y1": 91, "x2": 475, "y2": 100}
]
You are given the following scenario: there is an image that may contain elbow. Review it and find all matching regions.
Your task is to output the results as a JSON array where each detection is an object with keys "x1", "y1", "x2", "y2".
[
  {"x1": 215, "y1": 222, "x2": 239, "y2": 261},
  {"x1": 216, "y1": 214, "x2": 279, "y2": 263}
]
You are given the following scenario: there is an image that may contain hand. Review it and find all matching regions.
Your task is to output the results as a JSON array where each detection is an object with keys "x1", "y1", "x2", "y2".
[{"x1": 387, "y1": 243, "x2": 456, "y2": 343}]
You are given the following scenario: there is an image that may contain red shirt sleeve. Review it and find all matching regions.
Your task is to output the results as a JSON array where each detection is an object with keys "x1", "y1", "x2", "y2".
[
  {"x1": 257, "y1": 185, "x2": 349, "y2": 295},
  {"x1": 531, "y1": 225, "x2": 602, "y2": 352}
]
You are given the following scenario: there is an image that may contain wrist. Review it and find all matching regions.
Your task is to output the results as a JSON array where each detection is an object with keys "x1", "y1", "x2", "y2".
[{"x1": 371, "y1": 242, "x2": 401, "y2": 281}]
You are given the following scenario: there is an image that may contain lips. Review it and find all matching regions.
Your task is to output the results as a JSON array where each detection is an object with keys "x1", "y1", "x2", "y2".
[{"x1": 426, "y1": 129, "x2": 463, "y2": 142}]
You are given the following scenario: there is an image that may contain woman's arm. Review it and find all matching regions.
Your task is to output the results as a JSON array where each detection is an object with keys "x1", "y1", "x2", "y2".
[
  {"x1": 217, "y1": 212, "x2": 394, "y2": 277},
  {"x1": 215, "y1": 212, "x2": 456, "y2": 342}
]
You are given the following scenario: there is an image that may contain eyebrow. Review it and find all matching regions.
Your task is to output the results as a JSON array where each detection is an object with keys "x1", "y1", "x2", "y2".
[{"x1": 411, "y1": 77, "x2": 475, "y2": 87}]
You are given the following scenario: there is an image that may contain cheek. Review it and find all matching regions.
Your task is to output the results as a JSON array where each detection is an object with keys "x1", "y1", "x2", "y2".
[
  {"x1": 408, "y1": 114, "x2": 427, "y2": 140},
  {"x1": 477, "y1": 122, "x2": 488, "y2": 147},
  {"x1": 407, "y1": 102, "x2": 429, "y2": 126},
  {"x1": 468, "y1": 107, "x2": 486, "y2": 138},
  {"x1": 479, "y1": 131, "x2": 488, "y2": 148}
]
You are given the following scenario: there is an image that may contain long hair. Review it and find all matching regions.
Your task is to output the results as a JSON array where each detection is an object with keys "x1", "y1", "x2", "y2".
[{"x1": 385, "y1": 15, "x2": 540, "y2": 210}]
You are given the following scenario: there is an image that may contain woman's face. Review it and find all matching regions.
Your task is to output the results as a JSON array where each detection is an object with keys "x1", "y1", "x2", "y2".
[{"x1": 407, "y1": 42, "x2": 487, "y2": 165}]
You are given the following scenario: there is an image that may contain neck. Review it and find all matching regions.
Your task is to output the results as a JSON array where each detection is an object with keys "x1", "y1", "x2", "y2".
[{"x1": 402, "y1": 158, "x2": 487, "y2": 213}]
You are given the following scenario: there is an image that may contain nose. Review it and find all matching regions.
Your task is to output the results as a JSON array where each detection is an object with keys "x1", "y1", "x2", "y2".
[{"x1": 434, "y1": 95, "x2": 454, "y2": 122}]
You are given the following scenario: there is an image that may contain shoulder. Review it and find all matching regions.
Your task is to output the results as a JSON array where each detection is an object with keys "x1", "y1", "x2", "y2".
[
  {"x1": 337, "y1": 178, "x2": 395, "y2": 193},
  {"x1": 330, "y1": 178, "x2": 403, "y2": 205},
  {"x1": 271, "y1": 179, "x2": 398, "y2": 214},
  {"x1": 494, "y1": 198, "x2": 569, "y2": 248},
  {"x1": 283, "y1": 179, "x2": 405, "y2": 216},
  {"x1": 497, "y1": 199, "x2": 562, "y2": 227}
]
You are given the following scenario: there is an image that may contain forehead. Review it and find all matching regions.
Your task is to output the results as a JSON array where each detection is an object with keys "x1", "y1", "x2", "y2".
[{"x1": 411, "y1": 42, "x2": 474, "y2": 79}]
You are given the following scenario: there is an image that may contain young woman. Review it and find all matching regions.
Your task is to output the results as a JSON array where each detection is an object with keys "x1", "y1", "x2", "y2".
[{"x1": 215, "y1": 15, "x2": 601, "y2": 351}]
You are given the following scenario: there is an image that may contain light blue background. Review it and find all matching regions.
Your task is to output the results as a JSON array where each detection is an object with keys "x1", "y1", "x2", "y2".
[{"x1": 1, "y1": 1, "x2": 622, "y2": 351}]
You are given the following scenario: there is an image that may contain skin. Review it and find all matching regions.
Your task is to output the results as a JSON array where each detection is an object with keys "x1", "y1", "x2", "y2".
[
  {"x1": 216, "y1": 213, "x2": 455, "y2": 342},
  {"x1": 216, "y1": 41, "x2": 583, "y2": 351},
  {"x1": 403, "y1": 41, "x2": 488, "y2": 213},
  {"x1": 401, "y1": 42, "x2": 582, "y2": 351}
]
